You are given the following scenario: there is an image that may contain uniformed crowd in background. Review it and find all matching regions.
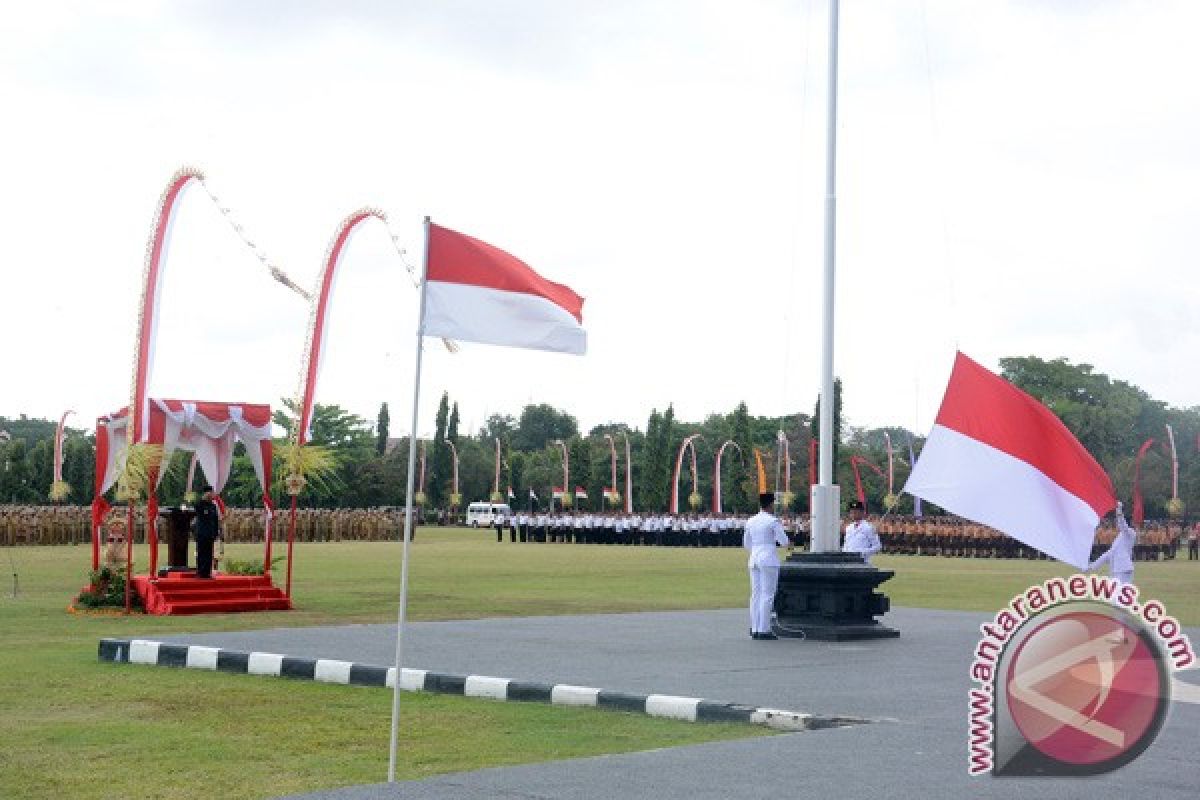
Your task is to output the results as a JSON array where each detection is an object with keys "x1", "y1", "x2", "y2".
[
  {"x1": 3, "y1": 504, "x2": 1199, "y2": 562},
  {"x1": 486, "y1": 512, "x2": 766, "y2": 547}
]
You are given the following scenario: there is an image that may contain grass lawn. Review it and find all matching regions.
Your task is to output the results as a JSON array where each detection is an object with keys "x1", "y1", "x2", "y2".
[{"x1": 1, "y1": 528, "x2": 1196, "y2": 799}]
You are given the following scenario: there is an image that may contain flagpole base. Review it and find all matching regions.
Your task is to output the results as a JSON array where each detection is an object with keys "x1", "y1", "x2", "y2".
[{"x1": 771, "y1": 552, "x2": 899, "y2": 641}]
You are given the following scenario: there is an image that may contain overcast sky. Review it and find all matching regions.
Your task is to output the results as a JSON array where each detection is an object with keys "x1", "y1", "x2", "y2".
[{"x1": 2, "y1": 0, "x2": 1197, "y2": 441}]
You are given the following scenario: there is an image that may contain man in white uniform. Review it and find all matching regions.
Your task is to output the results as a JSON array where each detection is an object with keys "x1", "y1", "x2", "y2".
[
  {"x1": 1089, "y1": 501, "x2": 1137, "y2": 586},
  {"x1": 743, "y1": 491, "x2": 791, "y2": 640},
  {"x1": 842, "y1": 501, "x2": 882, "y2": 564}
]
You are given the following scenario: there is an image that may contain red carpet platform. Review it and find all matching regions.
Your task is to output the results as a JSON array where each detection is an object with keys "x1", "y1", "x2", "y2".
[{"x1": 131, "y1": 572, "x2": 293, "y2": 615}]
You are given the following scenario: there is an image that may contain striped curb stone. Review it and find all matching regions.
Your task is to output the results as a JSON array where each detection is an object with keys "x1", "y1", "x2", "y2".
[{"x1": 98, "y1": 638, "x2": 870, "y2": 732}]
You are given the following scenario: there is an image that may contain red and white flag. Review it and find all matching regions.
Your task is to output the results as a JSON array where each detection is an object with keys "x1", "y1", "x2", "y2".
[
  {"x1": 422, "y1": 223, "x2": 586, "y2": 355},
  {"x1": 904, "y1": 352, "x2": 1115, "y2": 569}
]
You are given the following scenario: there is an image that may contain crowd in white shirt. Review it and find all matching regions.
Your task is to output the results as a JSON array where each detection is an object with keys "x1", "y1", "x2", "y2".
[{"x1": 486, "y1": 511, "x2": 812, "y2": 548}]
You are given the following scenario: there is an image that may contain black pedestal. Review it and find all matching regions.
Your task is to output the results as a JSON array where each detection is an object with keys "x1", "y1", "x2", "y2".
[{"x1": 772, "y1": 551, "x2": 900, "y2": 641}]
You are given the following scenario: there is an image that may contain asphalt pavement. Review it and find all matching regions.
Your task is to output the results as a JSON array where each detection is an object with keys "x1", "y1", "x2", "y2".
[{"x1": 156, "y1": 606, "x2": 1199, "y2": 800}]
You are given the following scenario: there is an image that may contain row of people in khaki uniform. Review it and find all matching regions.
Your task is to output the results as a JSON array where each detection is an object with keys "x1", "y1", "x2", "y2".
[
  {"x1": 874, "y1": 515, "x2": 1190, "y2": 561},
  {"x1": 3, "y1": 504, "x2": 1197, "y2": 561},
  {"x1": 0, "y1": 505, "x2": 404, "y2": 546}
]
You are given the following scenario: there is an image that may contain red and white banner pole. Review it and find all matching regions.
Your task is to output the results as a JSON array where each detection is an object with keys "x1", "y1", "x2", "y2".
[
  {"x1": 1132, "y1": 438, "x2": 1154, "y2": 528},
  {"x1": 884, "y1": 432, "x2": 894, "y2": 495},
  {"x1": 1165, "y1": 424, "x2": 1179, "y2": 501},
  {"x1": 126, "y1": 168, "x2": 203, "y2": 613},
  {"x1": 604, "y1": 434, "x2": 618, "y2": 505},
  {"x1": 493, "y1": 438, "x2": 501, "y2": 496},
  {"x1": 622, "y1": 432, "x2": 633, "y2": 513},
  {"x1": 712, "y1": 439, "x2": 741, "y2": 513},
  {"x1": 53, "y1": 410, "x2": 73, "y2": 488},
  {"x1": 289, "y1": 208, "x2": 387, "y2": 597}
]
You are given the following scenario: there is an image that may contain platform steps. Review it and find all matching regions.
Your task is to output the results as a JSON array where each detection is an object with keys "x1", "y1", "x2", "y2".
[{"x1": 132, "y1": 574, "x2": 292, "y2": 615}]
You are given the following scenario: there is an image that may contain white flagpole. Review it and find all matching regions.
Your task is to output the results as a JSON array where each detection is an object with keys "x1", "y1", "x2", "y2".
[
  {"x1": 811, "y1": 0, "x2": 842, "y2": 552},
  {"x1": 388, "y1": 216, "x2": 432, "y2": 782}
]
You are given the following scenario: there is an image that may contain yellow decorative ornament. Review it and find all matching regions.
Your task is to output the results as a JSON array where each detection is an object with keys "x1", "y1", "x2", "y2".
[
  {"x1": 49, "y1": 480, "x2": 72, "y2": 503},
  {"x1": 284, "y1": 473, "x2": 307, "y2": 496},
  {"x1": 780, "y1": 491, "x2": 796, "y2": 509},
  {"x1": 414, "y1": 491, "x2": 428, "y2": 507},
  {"x1": 490, "y1": 490, "x2": 504, "y2": 503},
  {"x1": 561, "y1": 492, "x2": 574, "y2": 509},
  {"x1": 607, "y1": 490, "x2": 621, "y2": 507},
  {"x1": 275, "y1": 442, "x2": 337, "y2": 497},
  {"x1": 449, "y1": 492, "x2": 463, "y2": 508},
  {"x1": 883, "y1": 493, "x2": 899, "y2": 511},
  {"x1": 116, "y1": 443, "x2": 166, "y2": 503},
  {"x1": 1167, "y1": 497, "x2": 1184, "y2": 517},
  {"x1": 753, "y1": 449, "x2": 768, "y2": 495},
  {"x1": 688, "y1": 491, "x2": 702, "y2": 510}
]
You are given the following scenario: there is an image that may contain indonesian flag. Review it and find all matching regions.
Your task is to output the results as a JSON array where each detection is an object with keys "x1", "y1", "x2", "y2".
[
  {"x1": 422, "y1": 223, "x2": 586, "y2": 355},
  {"x1": 552, "y1": 487, "x2": 564, "y2": 499},
  {"x1": 507, "y1": 486, "x2": 515, "y2": 500},
  {"x1": 574, "y1": 486, "x2": 589, "y2": 500},
  {"x1": 904, "y1": 352, "x2": 1115, "y2": 569}
]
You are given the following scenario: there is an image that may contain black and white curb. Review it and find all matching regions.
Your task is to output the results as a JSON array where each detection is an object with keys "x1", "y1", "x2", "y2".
[{"x1": 98, "y1": 638, "x2": 866, "y2": 732}]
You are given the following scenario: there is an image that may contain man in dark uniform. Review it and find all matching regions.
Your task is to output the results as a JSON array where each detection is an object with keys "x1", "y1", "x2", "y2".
[{"x1": 194, "y1": 485, "x2": 222, "y2": 578}]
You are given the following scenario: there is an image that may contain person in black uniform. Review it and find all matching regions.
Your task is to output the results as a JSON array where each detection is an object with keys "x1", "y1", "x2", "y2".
[{"x1": 194, "y1": 485, "x2": 222, "y2": 578}]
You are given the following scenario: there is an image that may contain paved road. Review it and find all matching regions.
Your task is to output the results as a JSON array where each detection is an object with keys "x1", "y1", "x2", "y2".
[{"x1": 159, "y1": 607, "x2": 1199, "y2": 800}]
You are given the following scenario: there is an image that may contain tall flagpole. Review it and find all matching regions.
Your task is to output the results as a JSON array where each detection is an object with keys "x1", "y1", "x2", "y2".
[
  {"x1": 388, "y1": 216, "x2": 432, "y2": 782},
  {"x1": 811, "y1": 0, "x2": 842, "y2": 553}
]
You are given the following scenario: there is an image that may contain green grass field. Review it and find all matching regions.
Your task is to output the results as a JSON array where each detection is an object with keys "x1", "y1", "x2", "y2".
[{"x1": 1, "y1": 528, "x2": 1196, "y2": 799}]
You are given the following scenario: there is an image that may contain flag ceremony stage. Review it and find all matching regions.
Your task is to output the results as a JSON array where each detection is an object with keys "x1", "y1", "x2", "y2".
[
  {"x1": 91, "y1": 399, "x2": 291, "y2": 616},
  {"x1": 130, "y1": 572, "x2": 291, "y2": 615}
]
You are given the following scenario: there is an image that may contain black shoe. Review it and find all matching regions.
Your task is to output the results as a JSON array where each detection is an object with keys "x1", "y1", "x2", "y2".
[
  {"x1": 750, "y1": 632, "x2": 761, "y2": 640},
  {"x1": 758, "y1": 632, "x2": 778, "y2": 640}
]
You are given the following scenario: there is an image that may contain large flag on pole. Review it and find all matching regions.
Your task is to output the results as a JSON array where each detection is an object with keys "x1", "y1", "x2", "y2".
[
  {"x1": 422, "y1": 223, "x2": 586, "y2": 355},
  {"x1": 904, "y1": 352, "x2": 1115, "y2": 569},
  {"x1": 390, "y1": 218, "x2": 586, "y2": 782}
]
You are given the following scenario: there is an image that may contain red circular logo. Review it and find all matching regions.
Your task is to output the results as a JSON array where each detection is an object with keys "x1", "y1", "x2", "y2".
[{"x1": 1005, "y1": 609, "x2": 1167, "y2": 768}]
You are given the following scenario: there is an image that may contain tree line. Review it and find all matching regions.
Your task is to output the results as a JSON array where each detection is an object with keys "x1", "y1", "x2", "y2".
[{"x1": 1, "y1": 355, "x2": 1196, "y2": 517}]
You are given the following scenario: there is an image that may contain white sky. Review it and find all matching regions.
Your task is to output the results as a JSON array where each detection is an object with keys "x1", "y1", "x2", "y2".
[{"x1": 2, "y1": 0, "x2": 1197, "y2": 440}]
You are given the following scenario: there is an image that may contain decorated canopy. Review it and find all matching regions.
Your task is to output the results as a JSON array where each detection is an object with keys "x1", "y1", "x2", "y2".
[{"x1": 91, "y1": 399, "x2": 274, "y2": 572}]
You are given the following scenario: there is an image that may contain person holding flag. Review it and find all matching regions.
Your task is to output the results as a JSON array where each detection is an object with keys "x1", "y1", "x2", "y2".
[
  {"x1": 1088, "y1": 501, "x2": 1138, "y2": 587},
  {"x1": 842, "y1": 500, "x2": 882, "y2": 564},
  {"x1": 743, "y1": 450, "x2": 791, "y2": 641}
]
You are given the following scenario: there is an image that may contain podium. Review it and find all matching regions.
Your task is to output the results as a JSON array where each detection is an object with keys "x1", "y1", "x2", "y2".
[{"x1": 157, "y1": 506, "x2": 196, "y2": 575}]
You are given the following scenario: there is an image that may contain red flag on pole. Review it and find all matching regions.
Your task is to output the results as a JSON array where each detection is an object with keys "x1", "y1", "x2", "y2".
[
  {"x1": 904, "y1": 352, "x2": 1116, "y2": 568},
  {"x1": 422, "y1": 224, "x2": 586, "y2": 355}
]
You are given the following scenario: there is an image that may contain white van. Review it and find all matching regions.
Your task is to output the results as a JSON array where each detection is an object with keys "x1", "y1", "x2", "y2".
[{"x1": 465, "y1": 502, "x2": 512, "y2": 528}]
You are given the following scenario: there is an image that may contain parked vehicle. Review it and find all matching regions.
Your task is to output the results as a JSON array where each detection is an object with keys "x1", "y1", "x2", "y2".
[{"x1": 465, "y1": 502, "x2": 512, "y2": 528}]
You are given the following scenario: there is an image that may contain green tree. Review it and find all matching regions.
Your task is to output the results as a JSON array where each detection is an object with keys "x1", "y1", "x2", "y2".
[
  {"x1": 729, "y1": 402, "x2": 753, "y2": 512},
  {"x1": 514, "y1": 404, "x2": 578, "y2": 451},
  {"x1": 1000, "y1": 356, "x2": 1159, "y2": 467},
  {"x1": 375, "y1": 402, "x2": 390, "y2": 456},
  {"x1": 480, "y1": 413, "x2": 517, "y2": 444},
  {"x1": 811, "y1": 377, "x2": 843, "y2": 479},
  {"x1": 429, "y1": 392, "x2": 451, "y2": 509},
  {"x1": 1, "y1": 438, "x2": 35, "y2": 503},
  {"x1": 448, "y1": 402, "x2": 460, "y2": 442}
]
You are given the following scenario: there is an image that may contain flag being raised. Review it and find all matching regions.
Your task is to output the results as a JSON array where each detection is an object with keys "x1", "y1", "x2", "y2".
[
  {"x1": 422, "y1": 223, "x2": 586, "y2": 355},
  {"x1": 904, "y1": 352, "x2": 1115, "y2": 569}
]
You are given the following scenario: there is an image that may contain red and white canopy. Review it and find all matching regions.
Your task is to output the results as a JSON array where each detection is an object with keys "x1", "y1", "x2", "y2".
[{"x1": 96, "y1": 399, "x2": 274, "y2": 497}]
